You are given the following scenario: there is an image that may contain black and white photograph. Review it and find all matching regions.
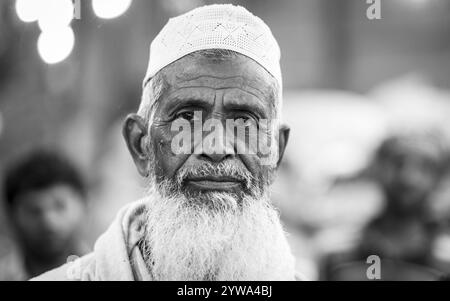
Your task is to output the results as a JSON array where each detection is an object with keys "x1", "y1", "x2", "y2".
[{"x1": 0, "y1": 0, "x2": 450, "y2": 286}]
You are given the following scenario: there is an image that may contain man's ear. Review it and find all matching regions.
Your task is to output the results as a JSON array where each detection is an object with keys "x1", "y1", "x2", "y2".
[
  {"x1": 276, "y1": 124, "x2": 290, "y2": 168},
  {"x1": 123, "y1": 114, "x2": 149, "y2": 177}
]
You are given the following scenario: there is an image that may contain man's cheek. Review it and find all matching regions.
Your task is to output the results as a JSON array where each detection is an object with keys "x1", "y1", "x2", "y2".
[
  {"x1": 239, "y1": 154, "x2": 271, "y2": 184},
  {"x1": 155, "y1": 152, "x2": 189, "y2": 180},
  {"x1": 151, "y1": 126, "x2": 190, "y2": 180}
]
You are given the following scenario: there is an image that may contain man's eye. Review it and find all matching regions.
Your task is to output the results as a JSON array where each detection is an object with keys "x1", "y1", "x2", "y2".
[
  {"x1": 234, "y1": 114, "x2": 257, "y2": 125},
  {"x1": 176, "y1": 111, "x2": 196, "y2": 121}
]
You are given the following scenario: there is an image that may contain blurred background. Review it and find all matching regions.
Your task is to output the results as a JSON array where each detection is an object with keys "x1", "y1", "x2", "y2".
[{"x1": 1, "y1": 0, "x2": 450, "y2": 280}]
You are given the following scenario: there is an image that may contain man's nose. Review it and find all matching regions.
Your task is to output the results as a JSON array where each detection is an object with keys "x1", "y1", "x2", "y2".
[
  {"x1": 200, "y1": 152, "x2": 232, "y2": 163},
  {"x1": 195, "y1": 128, "x2": 235, "y2": 163}
]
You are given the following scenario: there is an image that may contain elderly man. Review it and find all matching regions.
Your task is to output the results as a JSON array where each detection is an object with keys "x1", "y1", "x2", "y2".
[{"x1": 34, "y1": 4, "x2": 297, "y2": 281}]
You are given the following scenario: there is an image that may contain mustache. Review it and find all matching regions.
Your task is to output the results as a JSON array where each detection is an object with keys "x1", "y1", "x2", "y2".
[{"x1": 175, "y1": 161, "x2": 255, "y2": 190}]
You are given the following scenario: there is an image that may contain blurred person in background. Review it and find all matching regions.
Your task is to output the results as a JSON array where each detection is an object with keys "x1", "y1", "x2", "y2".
[
  {"x1": 321, "y1": 132, "x2": 449, "y2": 280},
  {"x1": 359, "y1": 133, "x2": 448, "y2": 266},
  {"x1": 0, "y1": 150, "x2": 89, "y2": 280}
]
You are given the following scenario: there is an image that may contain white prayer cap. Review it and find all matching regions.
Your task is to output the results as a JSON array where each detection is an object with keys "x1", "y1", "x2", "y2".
[{"x1": 143, "y1": 4, "x2": 282, "y2": 89}]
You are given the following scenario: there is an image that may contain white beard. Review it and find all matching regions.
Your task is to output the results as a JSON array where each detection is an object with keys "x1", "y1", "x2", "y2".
[{"x1": 141, "y1": 182, "x2": 296, "y2": 281}]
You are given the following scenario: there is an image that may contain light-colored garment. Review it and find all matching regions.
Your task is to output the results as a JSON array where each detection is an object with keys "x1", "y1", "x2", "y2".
[{"x1": 32, "y1": 199, "x2": 151, "y2": 281}]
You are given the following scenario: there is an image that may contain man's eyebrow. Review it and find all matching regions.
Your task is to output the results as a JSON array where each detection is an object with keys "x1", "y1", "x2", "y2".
[
  {"x1": 225, "y1": 101, "x2": 267, "y2": 118},
  {"x1": 165, "y1": 94, "x2": 212, "y2": 110}
]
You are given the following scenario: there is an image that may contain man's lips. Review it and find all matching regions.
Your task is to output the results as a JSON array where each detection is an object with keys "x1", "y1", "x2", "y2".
[{"x1": 184, "y1": 176, "x2": 244, "y2": 191}]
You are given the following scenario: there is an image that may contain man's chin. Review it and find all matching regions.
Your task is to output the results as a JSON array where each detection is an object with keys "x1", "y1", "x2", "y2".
[{"x1": 181, "y1": 190, "x2": 243, "y2": 212}]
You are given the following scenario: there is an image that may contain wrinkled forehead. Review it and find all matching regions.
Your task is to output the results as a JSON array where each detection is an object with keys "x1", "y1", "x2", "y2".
[{"x1": 161, "y1": 53, "x2": 278, "y2": 106}]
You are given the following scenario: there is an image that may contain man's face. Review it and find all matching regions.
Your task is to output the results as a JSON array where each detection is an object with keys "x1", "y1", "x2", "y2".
[
  {"x1": 122, "y1": 54, "x2": 295, "y2": 280},
  {"x1": 126, "y1": 53, "x2": 288, "y2": 201},
  {"x1": 12, "y1": 184, "x2": 85, "y2": 258}
]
